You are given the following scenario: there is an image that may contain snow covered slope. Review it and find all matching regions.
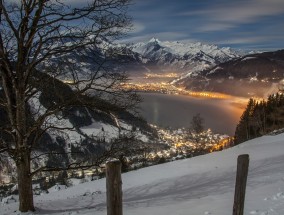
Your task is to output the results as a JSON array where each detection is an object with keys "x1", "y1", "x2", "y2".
[
  {"x1": 0, "y1": 72, "x2": 155, "y2": 183},
  {"x1": 2, "y1": 132, "x2": 284, "y2": 215}
]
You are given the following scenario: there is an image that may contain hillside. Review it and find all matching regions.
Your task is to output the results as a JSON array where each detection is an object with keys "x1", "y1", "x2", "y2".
[
  {"x1": 2, "y1": 132, "x2": 284, "y2": 214},
  {"x1": 175, "y1": 50, "x2": 284, "y2": 97},
  {"x1": 0, "y1": 72, "x2": 156, "y2": 182}
]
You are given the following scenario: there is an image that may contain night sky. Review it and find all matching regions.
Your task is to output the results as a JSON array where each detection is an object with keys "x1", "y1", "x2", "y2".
[{"x1": 123, "y1": 0, "x2": 284, "y2": 51}]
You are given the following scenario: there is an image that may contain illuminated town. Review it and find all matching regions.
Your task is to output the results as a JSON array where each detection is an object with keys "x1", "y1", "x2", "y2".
[
  {"x1": 124, "y1": 125, "x2": 234, "y2": 170},
  {"x1": 144, "y1": 72, "x2": 180, "y2": 79},
  {"x1": 120, "y1": 81, "x2": 232, "y2": 99},
  {"x1": 153, "y1": 125, "x2": 233, "y2": 156}
]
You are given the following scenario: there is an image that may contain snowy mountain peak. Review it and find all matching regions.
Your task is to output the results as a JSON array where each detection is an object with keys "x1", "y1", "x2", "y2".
[
  {"x1": 126, "y1": 38, "x2": 242, "y2": 72},
  {"x1": 148, "y1": 37, "x2": 161, "y2": 43}
]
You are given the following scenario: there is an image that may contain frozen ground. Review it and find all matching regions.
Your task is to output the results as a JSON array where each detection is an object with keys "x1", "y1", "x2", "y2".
[{"x1": 2, "y1": 133, "x2": 284, "y2": 215}]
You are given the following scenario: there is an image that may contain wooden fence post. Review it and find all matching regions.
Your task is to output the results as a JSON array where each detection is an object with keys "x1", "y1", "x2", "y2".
[
  {"x1": 233, "y1": 154, "x2": 249, "y2": 215},
  {"x1": 106, "y1": 160, "x2": 122, "y2": 215}
]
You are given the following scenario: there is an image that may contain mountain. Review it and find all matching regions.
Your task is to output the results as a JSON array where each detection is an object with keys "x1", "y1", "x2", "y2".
[
  {"x1": 174, "y1": 50, "x2": 284, "y2": 97},
  {"x1": 124, "y1": 38, "x2": 242, "y2": 73},
  {"x1": 41, "y1": 37, "x2": 243, "y2": 76}
]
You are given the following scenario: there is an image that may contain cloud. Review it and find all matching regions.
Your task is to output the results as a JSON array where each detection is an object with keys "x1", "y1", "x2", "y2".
[
  {"x1": 216, "y1": 36, "x2": 269, "y2": 45},
  {"x1": 119, "y1": 32, "x2": 189, "y2": 43},
  {"x1": 130, "y1": 22, "x2": 146, "y2": 34},
  {"x1": 183, "y1": 0, "x2": 284, "y2": 32},
  {"x1": 213, "y1": 34, "x2": 284, "y2": 50},
  {"x1": 211, "y1": 0, "x2": 284, "y2": 23},
  {"x1": 196, "y1": 23, "x2": 235, "y2": 32}
]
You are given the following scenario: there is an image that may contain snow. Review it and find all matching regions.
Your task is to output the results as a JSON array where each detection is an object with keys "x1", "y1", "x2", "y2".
[
  {"x1": 80, "y1": 121, "x2": 119, "y2": 142},
  {"x1": 48, "y1": 184, "x2": 67, "y2": 193},
  {"x1": 28, "y1": 92, "x2": 143, "y2": 145},
  {"x1": 207, "y1": 66, "x2": 223, "y2": 75},
  {"x1": 241, "y1": 56, "x2": 257, "y2": 61},
  {"x1": 2, "y1": 133, "x2": 284, "y2": 215},
  {"x1": 149, "y1": 37, "x2": 161, "y2": 43},
  {"x1": 1, "y1": 196, "x2": 17, "y2": 205}
]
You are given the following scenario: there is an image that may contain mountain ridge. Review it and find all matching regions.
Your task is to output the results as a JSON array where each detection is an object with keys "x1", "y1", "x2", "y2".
[{"x1": 121, "y1": 38, "x2": 243, "y2": 73}]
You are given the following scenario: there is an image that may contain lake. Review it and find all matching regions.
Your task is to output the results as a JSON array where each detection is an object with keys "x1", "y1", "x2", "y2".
[{"x1": 139, "y1": 93, "x2": 246, "y2": 135}]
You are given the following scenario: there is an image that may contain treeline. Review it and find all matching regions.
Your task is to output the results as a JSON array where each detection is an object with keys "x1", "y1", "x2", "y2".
[{"x1": 235, "y1": 93, "x2": 284, "y2": 144}]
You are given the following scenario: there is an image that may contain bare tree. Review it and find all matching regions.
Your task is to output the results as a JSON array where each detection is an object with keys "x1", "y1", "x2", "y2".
[{"x1": 0, "y1": 0, "x2": 136, "y2": 212}]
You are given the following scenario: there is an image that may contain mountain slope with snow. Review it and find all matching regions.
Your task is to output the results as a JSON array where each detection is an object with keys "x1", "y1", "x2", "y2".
[
  {"x1": 175, "y1": 49, "x2": 284, "y2": 97},
  {"x1": 126, "y1": 38, "x2": 242, "y2": 73},
  {"x1": 2, "y1": 132, "x2": 284, "y2": 215},
  {"x1": 131, "y1": 38, "x2": 239, "y2": 60}
]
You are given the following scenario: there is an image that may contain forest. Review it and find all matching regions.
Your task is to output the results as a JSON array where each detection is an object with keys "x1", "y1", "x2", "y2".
[{"x1": 235, "y1": 92, "x2": 284, "y2": 144}]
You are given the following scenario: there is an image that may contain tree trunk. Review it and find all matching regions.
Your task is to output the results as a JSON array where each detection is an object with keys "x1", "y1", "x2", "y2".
[{"x1": 16, "y1": 153, "x2": 35, "y2": 212}]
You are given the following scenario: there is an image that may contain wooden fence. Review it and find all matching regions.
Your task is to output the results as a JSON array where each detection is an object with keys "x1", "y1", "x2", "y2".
[{"x1": 106, "y1": 154, "x2": 250, "y2": 215}]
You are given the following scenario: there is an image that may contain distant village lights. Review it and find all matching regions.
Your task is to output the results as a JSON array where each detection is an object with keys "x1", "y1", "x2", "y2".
[{"x1": 120, "y1": 82, "x2": 231, "y2": 99}]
